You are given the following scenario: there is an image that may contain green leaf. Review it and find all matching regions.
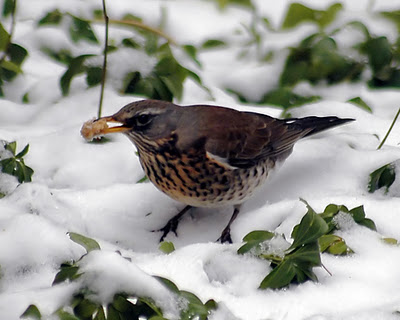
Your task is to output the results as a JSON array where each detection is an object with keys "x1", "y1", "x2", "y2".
[
  {"x1": 242, "y1": 230, "x2": 275, "y2": 242},
  {"x1": 60, "y1": 54, "x2": 94, "y2": 96},
  {"x1": 290, "y1": 200, "x2": 329, "y2": 250},
  {"x1": 56, "y1": 310, "x2": 80, "y2": 320},
  {"x1": 183, "y1": 45, "x2": 201, "y2": 67},
  {"x1": 159, "y1": 241, "x2": 175, "y2": 254},
  {"x1": 2, "y1": 0, "x2": 14, "y2": 17},
  {"x1": 201, "y1": 39, "x2": 226, "y2": 49},
  {"x1": 122, "y1": 37, "x2": 141, "y2": 49},
  {"x1": 21, "y1": 304, "x2": 41, "y2": 319},
  {"x1": 0, "y1": 23, "x2": 10, "y2": 51},
  {"x1": 52, "y1": 263, "x2": 81, "y2": 285},
  {"x1": 8, "y1": 43, "x2": 28, "y2": 66},
  {"x1": 318, "y1": 3, "x2": 343, "y2": 28},
  {"x1": 1, "y1": 142, "x2": 34, "y2": 183},
  {"x1": 368, "y1": 162, "x2": 396, "y2": 193},
  {"x1": 69, "y1": 15, "x2": 98, "y2": 43},
  {"x1": 74, "y1": 298, "x2": 99, "y2": 318},
  {"x1": 215, "y1": 0, "x2": 253, "y2": 10},
  {"x1": 282, "y1": 3, "x2": 342, "y2": 30},
  {"x1": 154, "y1": 276, "x2": 180, "y2": 295},
  {"x1": 0, "y1": 60, "x2": 22, "y2": 73},
  {"x1": 105, "y1": 305, "x2": 120, "y2": 320},
  {"x1": 346, "y1": 21, "x2": 371, "y2": 39},
  {"x1": 259, "y1": 259, "x2": 297, "y2": 289},
  {"x1": 259, "y1": 87, "x2": 320, "y2": 109},
  {"x1": 347, "y1": 97, "x2": 372, "y2": 113},
  {"x1": 93, "y1": 306, "x2": 106, "y2": 320},
  {"x1": 288, "y1": 242, "x2": 321, "y2": 266},
  {"x1": 136, "y1": 175, "x2": 149, "y2": 183},
  {"x1": 237, "y1": 230, "x2": 275, "y2": 255},
  {"x1": 381, "y1": 11, "x2": 400, "y2": 32},
  {"x1": 282, "y1": 3, "x2": 315, "y2": 29},
  {"x1": 357, "y1": 218, "x2": 377, "y2": 231},
  {"x1": 319, "y1": 234, "x2": 351, "y2": 255},
  {"x1": 383, "y1": 237, "x2": 398, "y2": 245},
  {"x1": 4, "y1": 141, "x2": 16, "y2": 155},
  {"x1": 15, "y1": 160, "x2": 34, "y2": 183},
  {"x1": 86, "y1": 66, "x2": 103, "y2": 87},
  {"x1": 363, "y1": 37, "x2": 392, "y2": 75},
  {"x1": 42, "y1": 48, "x2": 73, "y2": 65},
  {"x1": 68, "y1": 232, "x2": 101, "y2": 252},
  {"x1": 0, "y1": 158, "x2": 17, "y2": 176},
  {"x1": 38, "y1": 9, "x2": 63, "y2": 25},
  {"x1": 15, "y1": 143, "x2": 29, "y2": 158}
]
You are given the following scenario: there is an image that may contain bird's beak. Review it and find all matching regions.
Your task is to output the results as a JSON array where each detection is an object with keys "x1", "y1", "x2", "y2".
[{"x1": 97, "y1": 116, "x2": 131, "y2": 134}]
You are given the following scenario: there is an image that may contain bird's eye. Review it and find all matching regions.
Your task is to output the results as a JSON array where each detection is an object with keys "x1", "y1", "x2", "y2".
[{"x1": 135, "y1": 114, "x2": 152, "y2": 126}]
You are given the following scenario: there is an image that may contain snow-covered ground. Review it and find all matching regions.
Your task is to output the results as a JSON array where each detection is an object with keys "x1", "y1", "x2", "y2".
[{"x1": 1, "y1": 0, "x2": 400, "y2": 319}]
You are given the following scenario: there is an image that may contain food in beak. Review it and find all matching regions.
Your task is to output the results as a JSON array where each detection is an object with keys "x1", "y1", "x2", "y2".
[{"x1": 81, "y1": 116, "x2": 128, "y2": 141}]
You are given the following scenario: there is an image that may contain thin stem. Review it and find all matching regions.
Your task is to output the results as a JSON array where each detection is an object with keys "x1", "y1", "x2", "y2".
[
  {"x1": 0, "y1": 0, "x2": 17, "y2": 64},
  {"x1": 94, "y1": 18, "x2": 176, "y2": 45},
  {"x1": 97, "y1": 0, "x2": 109, "y2": 118},
  {"x1": 377, "y1": 107, "x2": 400, "y2": 150}
]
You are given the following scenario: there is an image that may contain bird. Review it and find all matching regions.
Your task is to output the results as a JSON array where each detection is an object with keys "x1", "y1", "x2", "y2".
[{"x1": 85, "y1": 99, "x2": 354, "y2": 243}]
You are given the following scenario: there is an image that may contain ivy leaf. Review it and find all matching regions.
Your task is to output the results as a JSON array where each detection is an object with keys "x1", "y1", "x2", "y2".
[
  {"x1": 259, "y1": 259, "x2": 297, "y2": 289},
  {"x1": 347, "y1": 96, "x2": 372, "y2": 113},
  {"x1": 201, "y1": 39, "x2": 226, "y2": 49},
  {"x1": 259, "y1": 87, "x2": 320, "y2": 109},
  {"x1": 21, "y1": 304, "x2": 41, "y2": 319},
  {"x1": 0, "y1": 60, "x2": 22, "y2": 74},
  {"x1": 319, "y1": 234, "x2": 352, "y2": 255},
  {"x1": 53, "y1": 262, "x2": 81, "y2": 285},
  {"x1": 69, "y1": 14, "x2": 98, "y2": 43},
  {"x1": 38, "y1": 9, "x2": 63, "y2": 25},
  {"x1": 4, "y1": 141, "x2": 16, "y2": 154},
  {"x1": 15, "y1": 143, "x2": 29, "y2": 158},
  {"x1": 86, "y1": 66, "x2": 103, "y2": 87},
  {"x1": 237, "y1": 230, "x2": 275, "y2": 255},
  {"x1": 74, "y1": 298, "x2": 99, "y2": 319},
  {"x1": 0, "y1": 23, "x2": 10, "y2": 51},
  {"x1": 183, "y1": 45, "x2": 201, "y2": 67},
  {"x1": 68, "y1": 232, "x2": 101, "y2": 253},
  {"x1": 368, "y1": 162, "x2": 396, "y2": 194},
  {"x1": 60, "y1": 54, "x2": 95, "y2": 96},
  {"x1": 290, "y1": 200, "x2": 329, "y2": 250},
  {"x1": 363, "y1": 37, "x2": 392, "y2": 75},
  {"x1": 56, "y1": 310, "x2": 80, "y2": 320},
  {"x1": 282, "y1": 2, "x2": 343, "y2": 30}
]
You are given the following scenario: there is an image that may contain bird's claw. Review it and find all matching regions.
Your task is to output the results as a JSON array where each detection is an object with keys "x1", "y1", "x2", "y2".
[
  {"x1": 217, "y1": 227, "x2": 233, "y2": 244},
  {"x1": 152, "y1": 217, "x2": 180, "y2": 242}
]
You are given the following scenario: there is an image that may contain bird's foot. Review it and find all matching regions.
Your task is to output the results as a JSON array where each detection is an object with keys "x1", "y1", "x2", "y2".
[
  {"x1": 152, "y1": 205, "x2": 192, "y2": 242},
  {"x1": 217, "y1": 227, "x2": 233, "y2": 244},
  {"x1": 153, "y1": 217, "x2": 180, "y2": 242}
]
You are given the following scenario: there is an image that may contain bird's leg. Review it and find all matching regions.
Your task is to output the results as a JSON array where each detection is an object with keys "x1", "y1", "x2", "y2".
[
  {"x1": 153, "y1": 205, "x2": 192, "y2": 242},
  {"x1": 217, "y1": 204, "x2": 242, "y2": 243}
]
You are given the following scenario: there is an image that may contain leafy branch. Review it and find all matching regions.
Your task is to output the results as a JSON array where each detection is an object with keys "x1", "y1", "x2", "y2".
[{"x1": 238, "y1": 200, "x2": 376, "y2": 289}]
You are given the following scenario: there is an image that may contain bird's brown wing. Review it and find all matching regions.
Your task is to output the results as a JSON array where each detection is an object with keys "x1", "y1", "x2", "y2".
[{"x1": 177, "y1": 106, "x2": 308, "y2": 169}]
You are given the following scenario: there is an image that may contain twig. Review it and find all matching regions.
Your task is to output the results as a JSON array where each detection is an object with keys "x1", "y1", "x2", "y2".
[
  {"x1": 97, "y1": 0, "x2": 109, "y2": 118},
  {"x1": 377, "y1": 107, "x2": 400, "y2": 150},
  {"x1": 94, "y1": 18, "x2": 176, "y2": 45},
  {"x1": 0, "y1": 0, "x2": 17, "y2": 64}
]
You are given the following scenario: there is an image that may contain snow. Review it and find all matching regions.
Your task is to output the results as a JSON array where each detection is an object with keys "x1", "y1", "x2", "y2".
[{"x1": 1, "y1": 0, "x2": 400, "y2": 319}]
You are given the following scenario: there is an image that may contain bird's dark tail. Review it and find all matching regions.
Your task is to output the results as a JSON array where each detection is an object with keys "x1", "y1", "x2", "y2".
[{"x1": 284, "y1": 116, "x2": 354, "y2": 137}]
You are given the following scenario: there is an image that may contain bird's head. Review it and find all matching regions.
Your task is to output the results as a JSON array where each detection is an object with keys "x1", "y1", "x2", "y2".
[{"x1": 97, "y1": 99, "x2": 181, "y2": 148}]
